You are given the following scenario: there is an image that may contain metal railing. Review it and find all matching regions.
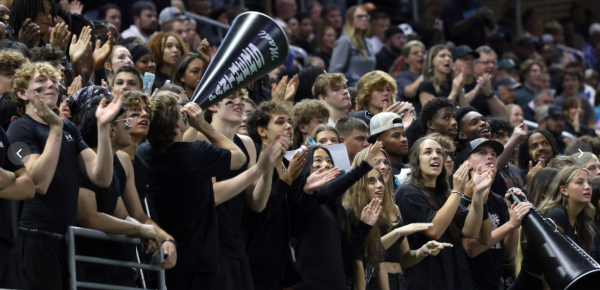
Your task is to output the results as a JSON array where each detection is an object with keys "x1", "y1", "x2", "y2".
[
  {"x1": 66, "y1": 226, "x2": 166, "y2": 290},
  {"x1": 185, "y1": 11, "x2": 231, "y2": 39}
]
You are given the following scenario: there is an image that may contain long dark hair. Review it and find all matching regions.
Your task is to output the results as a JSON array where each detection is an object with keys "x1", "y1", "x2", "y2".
[
  {"x1": 518, "y1": 130, "x2": 559, "y2": 172},
  {"x1": 406, "y1": 137, "x2": 462, "y2": 237},
  {"x1": 589, "y1": 178, "x2": 600, "y2": 232},
  {"x1": 528, "y1": 168, "x2": 560, "y2": 208}
]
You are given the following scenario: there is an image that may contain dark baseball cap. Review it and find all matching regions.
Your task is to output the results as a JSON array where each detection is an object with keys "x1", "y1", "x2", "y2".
[
  {"x1": 496, "y1": 76, "x2": 521, "y2": 89},
  {"x1": 452, "y1": 45, "x2": 480, "y2": 61},
  {"x1": 536, "y1": 105, "x2": 563, "y2": 121},
  {"x1": 385, "y1": 27, "x2": 404, "y2": 40},
  {"x1": 497, "y1": 59, "x2": 516, "y2": 70},
  {"x1": 349, "y1": 110, "x2": 374, "y2": 129},
  {"x1": 454, "y1": 138, "x2": 504, "y2": 171}
]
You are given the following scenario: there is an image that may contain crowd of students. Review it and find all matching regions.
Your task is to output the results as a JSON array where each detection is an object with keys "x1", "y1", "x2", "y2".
[{"x1": 0, "y1": 0, "x2": 600, "y2": 290}]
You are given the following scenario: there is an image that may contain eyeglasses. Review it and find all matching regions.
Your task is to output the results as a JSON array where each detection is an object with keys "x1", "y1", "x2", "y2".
[
  {"x1": 355, "y1": 14, "x2": 370, "y2": 20},
  {"x1": 445, "y1": 151, "x2": 457, "y2": 158},
  {"x1": 112, "y1": 117, "x2": 133, "y2": 127},
  {"x1": 478, "y1": 60, "x2": 497, "y2": 66}
]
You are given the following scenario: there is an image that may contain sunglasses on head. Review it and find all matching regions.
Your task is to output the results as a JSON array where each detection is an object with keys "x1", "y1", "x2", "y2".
[{"x1": 445, "y1": 151, "x2": 457, "y2": 158}]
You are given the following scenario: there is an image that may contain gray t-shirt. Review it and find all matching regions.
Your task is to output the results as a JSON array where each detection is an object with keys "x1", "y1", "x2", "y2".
[
  {"x1": 329, "y1": 34, "x2": 376, "y2": 78},
  {"x1": 396, "y1": 70, "x2": 420, "y2": 102}
]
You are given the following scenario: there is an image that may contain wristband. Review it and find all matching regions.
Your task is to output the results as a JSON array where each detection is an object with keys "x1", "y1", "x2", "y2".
[
  {"x1": 486, "y1": 92, "x2": 494, "y2": 99},
  {"x1": 163, "y1": 239, "x2": 177, "y2": 247},
  {"x1": 460, "y1": 195, "x2": 472, "y2": 208},
  {"x1": 483, "y1": 204, "x2": 489, "y2": 220},
  {"x1": 452, "y1": 190, "x2": 463, "y2": 196}
]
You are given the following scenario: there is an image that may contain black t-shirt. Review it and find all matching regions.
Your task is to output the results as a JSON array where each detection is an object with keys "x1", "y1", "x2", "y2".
[
  {"x1": 381, "y1": 216, "x2": 405, "y2": 264},
  {"x1": 465, "y1": 192, "x2": 509, "y2": 289},
  {"x1": 216, "y1": 135, "x2": 251, "y2": 258},
  {"x1": 0, "y1": 127, "x2": 25, "y2": 246},
  {"x1": 416, "y1": 80, "x2": 452, "y2": 115},
  {"x1": 464, "y1": 78, "x2": 491, "y2": 116},
  {"x1": 441, "y1": 0, "x2": 489, "y2": 50},
  {"x1": 520, "y1": 206, "x2": 578, "y2": 275},
  {"x1": 152, "y1": 71, "x2": 170, "y2": 92},
  {"x1": 375, "y1": 47, "x2": 397, "y2": 72},
  {"x1": 7, "y1": 114, "x2": 89, "y2": 234},
  {"x1": 563, "y1": 121, "x2": 597, "y2": 137},
  {"x1": 499, "y1": 164, "x2": 526, "y2": 190},
  {"x1": 395, "y1": 184, "x2": 470, "y2": 290},
  {"x1": 136, "y1": 140, "x2": 231, "y2": 272},
  {"x1": 294, "y1": 39, "x2": 314, "y2": 55}
]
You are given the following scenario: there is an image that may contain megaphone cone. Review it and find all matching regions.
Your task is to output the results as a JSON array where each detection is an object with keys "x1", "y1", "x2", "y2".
[{"x1": 190, "y1": 12, "x2": 289, "y2": 109}]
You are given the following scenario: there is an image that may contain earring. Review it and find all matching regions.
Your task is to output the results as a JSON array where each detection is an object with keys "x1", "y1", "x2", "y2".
[{"x1": 430, "y1": 127, "x2": 435, "y2": 131}]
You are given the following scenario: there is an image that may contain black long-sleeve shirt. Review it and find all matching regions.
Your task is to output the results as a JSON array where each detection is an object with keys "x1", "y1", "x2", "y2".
[{"x1": 293, "y1": 161, "x2": 373, "y2": 290}]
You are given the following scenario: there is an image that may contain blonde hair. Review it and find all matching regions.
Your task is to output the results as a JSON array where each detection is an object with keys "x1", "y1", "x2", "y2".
[
  {"x1": 355, "y1": 70, "x2": 398, "y2": 111},
  {"x1": 12, "y1": 62, "x2": 62, "y2": 115},
  {"x1": 124, "y1": 91, "x2": 154, "y2": 118},
  {"x1": 343, "y1": 6, "x2": 368, "y2": 59},
  {"x1": 312, "y1": 73, "x2": 347, "y2": 99},
  {"x1": 311, "y1": 124, "x2": 340, "y2": 142},
  {"x1": 505, "y1": 104, "x2": 521, "y2": 120}
]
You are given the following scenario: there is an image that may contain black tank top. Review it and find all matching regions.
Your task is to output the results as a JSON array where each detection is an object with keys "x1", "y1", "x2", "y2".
[
  {"x1": 216, "y1": 134, "x2": 252, "y2": 258},
  {"x1": 381, "y1": 215, "x2": 405, "y2": 264}
]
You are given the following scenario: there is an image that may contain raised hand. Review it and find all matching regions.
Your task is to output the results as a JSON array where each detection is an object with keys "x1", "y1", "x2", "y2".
[
  {"x1": 19, "y1": 19, "x2": 41, "y2": 48},
  {"x1": 284, "y1": 74, "x2": 299, "y2": 102},
  {"x1": 100, "y1": 79, "x2": 109, "y2": 89},
  {"x1": 111, "y1": 86, "x2": 125, "y2": 98},
  {"x1": 93, "y1": 32, "x2": 114, "y2": 70},
  {"x1": 364, "y1": 141, "x2": 383, "y2": 168},
  {"x1": 477, "y1": 73, "x2": 493, "y2": 96},
  {"x1": 197, "y1": 38, "x2": 211, "y2": 65},
  {"x1": 472, "y1": 165, "x2": 494, "y2": 195},
  {"x1": 526, "y1": 158, "x2": 545, "y2": 185},
  {"x1": 396, "y1": 222, "x2": 434, "y2": 237},
  {"x1": 452, "y1": 161, "x2": 471, "y2": 194},
  {"x1": 67, "y1": 75, "x2": 82, "y2": 97},
  {"x1": 182, "y1": 102, "x2": 207, "y2": 130},
  {"x1": 160, "y1": 242, "x2": 177, "y2": 269},
  {"x1": 420, "y1": 241, "x2": 452, "y2": 257},
  {"x1": 60, "y1": 0, "x2": 70, "y2": 12},
  {"x1": 304, "y1": 167, "x2": 342, "y2": 194},
  {"x1": 512, "y1": 123, "x2": 527, "y2": 141},
  {"x1": 257, "y1": 134, "x2": 287, "y2": 171},
  {"x1": 271, "y1": 76, "x2": 288, "y2": 101},
  {"x1": 573, "y1": 111, "x2": 580, "y2": 133},
  {"x1": 32, "y1": 91, "x2": 63, "y2": 129},
  {"x1": 50, "y1": 22, "x2": 71, "y2": 52},
  {"x1": 281, "y1": 149, "x2": 307, "y2": 185},
  {"x1": 452, "y1": 72, "x2": 465, "y2": 92},
  {"x1": 70, "y1": 0, "x2": 84, "y2": 15},
  {"x1": 69, "y1": 26, "x2": 92, "y2": 63},
  {"x1": 402, "y1": 110, "x2": 414, "y2": 130},
  {"x1": 95, "y1": 93, "x2": 124, "y2": 126},
  {"x1": 360, "y1": 197, "x2": 382, "y2": 226}
]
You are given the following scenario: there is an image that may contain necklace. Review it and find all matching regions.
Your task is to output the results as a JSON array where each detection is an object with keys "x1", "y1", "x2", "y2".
[{"x1": 574, "y1": 220, "x2": 577, "y2": 235}]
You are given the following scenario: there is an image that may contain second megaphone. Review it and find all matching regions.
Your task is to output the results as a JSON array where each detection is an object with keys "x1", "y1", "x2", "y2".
[{"x1": 190, "y1": 12, "x2": 289, "y2": 109}]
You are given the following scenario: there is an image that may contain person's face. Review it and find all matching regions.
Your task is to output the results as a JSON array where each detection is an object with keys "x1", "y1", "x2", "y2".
[
  {"x1": 287, "y1": 18, "x2": 300, "y2": 38},
  {"x1": 419, "y1": 139, "x2": 444, "y2": 178},
  {"x1": 0, "y1": 5, "x2": 9, "y2": 24},
  {"x1": 311, "y1": 58, "x2": 325, "y2": 68},
  {"x1": 534, "y1": 92, "x2": 554, "y2": 107},
  {"x1": 20, "y1": 71, "x2": 58, "y2": 109},
  {"x1": 326, "y1": 9, "x2": 342, "y2": 29},
  {"x1": 429, "y1": 107, "x2": 458, "y2": 139},
  {"x1": 380, "y1": 127, "x2": 408, "y2": 157},
  {"x1": 180, "y1": 58, "x2": 203, "y2": 90},
  {"x1": 163, "y1": 36, "x2": 182, "y2": 66},
  {"x1": 545, "y1": 116, "x2": 563, "y2": 135},
  {"x1": 34, "y1": 0, "x2": 53, "y2": 36},
  {"x1": 278, "y1": 0, "x2": 298, "y2": 20},
  {"x1": 261, "y1": 113, "x2": 293, "y2": 146},
  {"x1": 372, "y1": 151, "x2": 391, "y2": 182},
  {"x1": 138, "y1": 9, "x2": 158, "y2": 34},
  {"x1": 310, "y1": 148, "x2": 333, "y2": 174},
  {"x1": 509, "y1": 106, "x2": 524, "y2": 127},
  {"x1": 406, "y1": 45, "x2": 425, "y2": 72},
  {"x1": 0, "y1": 68, "x2": 12, "y2": 95},
  {"x1": 389, "y1": 33, "x2": 405, "y2": 53},
  {"x1": 323, "y1": 27, "x2": 337, "y2": 50},
  {"x1": 185, "y1": 21, "x2": 197, "y2": 44},
  {"x1": 586, "y1": 75, "x2": 599, "y2": 89},
  {"x1": 189, "y1": 0, "x2": 211, "y2": 16},
  {"x1": 475, "y1": 53, "x2": 497, "y2": 78},
  {"x1": 114, "y1": 72, "x2": 141, "y2": 93},
  {"x1": 562, "y1": 171, "x2": 592, "y2": 204},
  {"x1": 344, "y1": 129, "x2": 370, "y2": 160},
  {"x1": 324, "y1": 81, "x2": 350, "y2": 110},
  {"x1": 373, "y1": 18, "x2": 390, "y2": 40},
  {"x1": 236, "y1": 101, "x2": 256, "y2": 136},
  {"x1": 109, "y1": 47, "x2": 133, "y2": 74},
  {"x1": 455, "y1": 54, "x2": 475, "y2": 76},
  {"x1": 527, "y1": 64, "x2": 542, "y2": 87},
  {"x1": 310, "y1": 5, "x2": 322, "y2": 27},
  {"x1": 47, "y1": 59, "x2": 65, "y2": 85},
  {"x1": 498, "y1": 86, "x2": 516, "y2": 105},
  {"x1": 301, "y1": 117, "x2": 328, "y2": 137},
  {"x1": 460, "y1": 112, "x2": 491, "y2": 141},
  {"x1": 352, "y1": 8, "x2": 369, "y2": 31},
  {"x1": 562, "y1": 74, "x2": 580, "y2": 95},
  {"x1": 110, "y1": 112, "x2": 132, "y2": 148},
  {"x1": 443, "y1": 147, "x2": 454, "y2": 177},
  {"x1": 467, "y1": 145, "x2": 497, "y2": 171},
  {"x1": 95, "y1": 26, "x2": 109, "y2": 46},
  {"x1": 365, "y1": 169, "x2": 385, "y2": 201},
  {"x1": 299, "y1": 18, "x2": 313, "y2": 38},
  {"x1": 135, "y1": 53, "x2": 156, "y2": 75},
  {"x1": 433, "y1": 49, "x2": 452, "y2": 75},
  {"x1": 565, "y1": 102, "x2": 584, "y2": 123},
  {"x1": 528, "y1": 132, "x2": 554, "y2": 163},
  {"x1": 315, "y1": 130, "x2": 339, "y2": 146},
  {"x1": 170, "y1": 21, "x2": 188, "y2": 41},
  {"x1": 128, "y1": 99, "x2": 151, "y2": 136},
  {"x1": 369, "y1": 84, "x2": 392, "y2": 111},
  {"x1": 492, "y1": 129, "x2": 511, "y2": 146},
  {"x1": 105, "y1": 8, "x2": 122, "y2": 31},
  {"x1": 211, "y1": 93, "x2": 244, "y2": 124},
  {"x1": 584, "y1": 158, "x2": 600, "y2": 179}
]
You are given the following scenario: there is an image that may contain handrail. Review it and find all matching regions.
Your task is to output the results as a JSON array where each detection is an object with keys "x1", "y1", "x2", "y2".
[
  {"x1": 66, "y1": 226, "x2": 166, "y2": 290},
  {"x1": 184, "y1": 11, "x2": 231, "y2": 30},
  {"x1": 556, "y1": 44, "x2": 585, "y2": 62}
]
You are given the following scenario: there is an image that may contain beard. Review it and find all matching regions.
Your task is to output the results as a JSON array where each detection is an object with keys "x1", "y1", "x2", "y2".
[{"x1": 391, "y1": 45, "x2": 402, "y2": 55}]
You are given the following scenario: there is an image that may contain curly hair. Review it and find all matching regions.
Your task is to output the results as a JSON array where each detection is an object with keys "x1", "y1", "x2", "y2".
[
  {"x1": 518, "y1": 130, "x2": 559, "y2": 172},
  {"x1": 0, "y1": 49, "x2": 29, "y2": 75},
  {"x1": 147, "y1": 91, "x2": 181, "y2": 151},
  {"x1": 77, "y1": 96, "x2": 128, "y2": 148},
  {"x1": 123, "y1": 91, "x2": 153, "y2": 118},
  {"x1": 486, "y1": 116, "x2": 513, "y2": 138},
  {"x1": 12, "y1": 62, "x2": 61, "y2": 115},
  {"x1": 355, "y1": 70, "x2": 398, "y2": 111},
  {"x1": 146, "y1": 32, "x2": 190, "y2": 73},
  {"x1": 246, "y1": 100, "x2": 291, "y2": 145},
  {"x1": 407, "y1": 97, "x2": 457, "y2": 149},
  {"x1": 427, "y1": 132, "x2": 456, "y2": 151},
  {"x1": 292, "y1": 99, "x2": 330, "y2": 148}
]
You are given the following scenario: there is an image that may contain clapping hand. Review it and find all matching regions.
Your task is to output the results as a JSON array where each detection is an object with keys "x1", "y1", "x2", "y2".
[
  {"x1": 452, "y1": 161, "x2": 471, "y2": 194},
  {"x1": 31, "y1": 91, "x2": 63, "y2": 129},
  {"x1": 281, "y1": 149, "x2": 307, "y2": 185},
  {"x1": 95, "y1": 93, "x2": 124, "y2": 127},
  {"x1": 50, "y1": 22, "x2": 71, "y2": 52},
  {"x1": 472, "y1": 165, "x2": 494, "y2": 195}
]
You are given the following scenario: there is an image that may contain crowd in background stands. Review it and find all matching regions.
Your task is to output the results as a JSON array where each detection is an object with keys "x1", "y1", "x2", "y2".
[{"x1": 0, "y1": 0, "x2": 600, "y2": 290}]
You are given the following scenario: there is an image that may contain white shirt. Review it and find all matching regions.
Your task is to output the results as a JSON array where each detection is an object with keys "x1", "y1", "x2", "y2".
[
  {"x1": 328, "y1": 118, "x2": 336, "y2": 127},
  {"x1": 368, "y1": 36, "x2": 384, "y2": 55},
  {"x1": 120, "y1": 25, "x2": 156, "y2": 44}
]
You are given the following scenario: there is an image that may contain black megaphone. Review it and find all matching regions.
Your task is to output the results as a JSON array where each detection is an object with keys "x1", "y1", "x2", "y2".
[{"x1": 190, "y1": 12, "x2": 289, "y2": 109}]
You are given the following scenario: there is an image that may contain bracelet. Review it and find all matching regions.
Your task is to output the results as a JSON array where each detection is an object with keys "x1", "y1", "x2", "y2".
[
  {"x1": 163, "y1": 239, "x2": 177, "y2": 247},
  {"x1": 452, "y1": 190, "x2": 463, "y2": 196},
  {"x1": 486, "y1": 92, "x2": 494, "y2": 99}
]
